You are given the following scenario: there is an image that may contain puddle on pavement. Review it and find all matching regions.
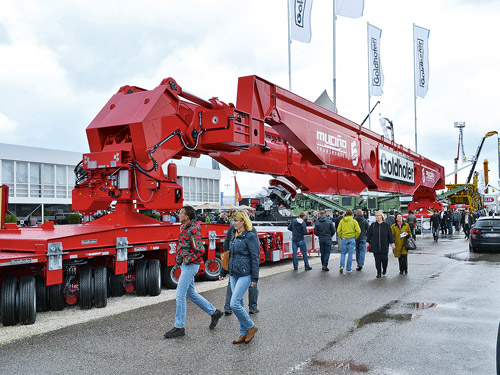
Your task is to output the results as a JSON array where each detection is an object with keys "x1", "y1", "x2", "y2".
[
  {"x1": 445, "y1": 251, "x2": 500, "y2": 263},
  {"x1": 356, "y1": 300, "x2": 436, "y2": 328},
  {"x1": 311, "y1": 359, "x2": 369, "y2": 373}
]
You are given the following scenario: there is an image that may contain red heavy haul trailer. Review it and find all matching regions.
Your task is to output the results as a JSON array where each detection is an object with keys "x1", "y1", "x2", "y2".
[{"x1": 0, "y1": 75, "x2": 445, "y2": 326}]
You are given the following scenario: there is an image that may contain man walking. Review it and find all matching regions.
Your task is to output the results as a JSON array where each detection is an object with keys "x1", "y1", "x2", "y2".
[
  {"x1": 314, "y1": 211, "x2": 336, "y2": 271},
  {"x1": 385, "y1": 209, "x2": 395, "y2": 227},
  {"x1": 354, "y1": 209, "x2": 369, "y2": 271},
  {"x1": 406, "y1": 210, "x2": 417, "y2": 241},
  {"x1": 430, "y1": 210, "x2": 441, "y2": 242},
  {"x1": 164, "y1": 205, "x2": 223, "y2": 338},
  {"x1": 461, "y1": 209, "x2": 474, "y2": 239},
  {"x1": 288, "y1": 211, "x2": 312, "y2": 271},
  {"x1": 337, "y1": 209, "x2": 361, "y2": 274}
]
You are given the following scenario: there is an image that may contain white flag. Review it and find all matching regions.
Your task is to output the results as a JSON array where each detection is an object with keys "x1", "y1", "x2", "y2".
[
  {"x1": 368, "y1": 24, "x2": 384, "y2": 96},
  {"x1": 414, "y1": 25, "x2": 430, "y2": 98},
  {"x1": 336, "y1": 0, "x2": 364, "y2": 18},
  {"x1": 290, "y1": 0, "x2": 313, "y2": 43}
]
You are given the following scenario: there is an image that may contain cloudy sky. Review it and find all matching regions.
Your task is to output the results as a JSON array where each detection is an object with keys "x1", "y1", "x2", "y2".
[{"x1": 1, "y1": 0, "x2": 500, "y2": 197}]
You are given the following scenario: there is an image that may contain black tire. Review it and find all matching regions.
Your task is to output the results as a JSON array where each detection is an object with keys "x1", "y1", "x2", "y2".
[
  {"x1": 109, "y1": 274, "x2": 125, "y2": 297},
  {"x1": 162, "y1": 265, "x2": 180, "y2": 289},
  {"x1": 35, "y1": 276, "x2": 48, "y2": 312},
  {"x1": 147, "y1": 259, "x2": 161, "y2": 297},
  {"x1": 94, "y1": 266, "x2": 108, "y2": 308},
  {"x1": 79, "y1": 265, "x2": 93, "y2": 310},
  {"x1": 18, "y1": 276, "x2": 36, "y2": 325},
  {"x1": 47, "y1": 283, "x2": 65, "y2": 311},
  {"x1": 469, "y1": 243, "x2": 475, "y2": 253},
  {"x1": 135, "y1": 259, "x2": 149, "y2": 296},
  {"x1": 202, "y1": 256, "x2": 222, "y2": 281},
  {"x1": 1, "y1": 277, "x2": 19, "y2": 326}
]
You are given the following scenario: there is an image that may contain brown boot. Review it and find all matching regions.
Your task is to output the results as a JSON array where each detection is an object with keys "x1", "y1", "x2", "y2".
[
  {"x1": 244, "y1": 325, "x2": 259, "y2": 343},
  {"x1": 233, "y1": 335, "x2": 246, "y2": 344}
]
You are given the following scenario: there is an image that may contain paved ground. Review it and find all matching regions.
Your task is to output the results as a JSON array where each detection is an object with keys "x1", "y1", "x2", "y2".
[{"x1": 1, "y1": 235, "x2": 499, "y2": 374}]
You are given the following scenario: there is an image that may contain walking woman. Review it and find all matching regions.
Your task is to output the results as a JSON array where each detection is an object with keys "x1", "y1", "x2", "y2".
[
  {"x1": 392, "y1": 212, "x2": 412, "y2": 274},
  {"x1": 219, "y1": 210, "x2": 260, "y2": 344},
  {"x1": 367, "y1": 211, "x2": 395, "y2": 278}
]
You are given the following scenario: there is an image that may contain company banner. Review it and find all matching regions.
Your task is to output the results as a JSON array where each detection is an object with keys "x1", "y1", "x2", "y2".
[
  {"x1": 336, "y1": 0, "x2": 364, "y2": 18},
  {"x1": 378, "y1": 147, "x2": 415, "y2": 185},
  {"x1": 234, "y1": 176, "x2": 242, "y2": 202},
  {"x1": 414, "y1": 25, "x2": 430, "y2": 98},
  {"x1": 368, "y1": 24, "x2": 384, "y2": 96},
  {"x1": 290, "y1": 0, "x2": 313, "y2": 43}
]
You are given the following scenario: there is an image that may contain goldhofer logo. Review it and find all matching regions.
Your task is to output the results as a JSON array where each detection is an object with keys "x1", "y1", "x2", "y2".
[
  {"x1": 371, "y1": 38, "x2": 381, "y2": 86},
  {"x1": 378, "y1": 147, "x2": 415, "y2": 185},
  {"x1": 294, "y1": 0, "x2": 306, "y2": 28},
  {"x1": 417, "y1": 38, "x2": 426, "y2": 88}
]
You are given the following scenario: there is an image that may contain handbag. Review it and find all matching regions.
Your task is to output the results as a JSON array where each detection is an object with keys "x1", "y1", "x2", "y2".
[
  {"x1": 404, "y1": 236, "x2": 417, "y2": 250},
  {"x1": 221, "y1": 251, "x2": 231, "y2": 271}
]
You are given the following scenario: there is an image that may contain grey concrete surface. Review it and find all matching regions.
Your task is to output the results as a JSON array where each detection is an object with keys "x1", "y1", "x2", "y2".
[{"x1": 0, "y1": 236, "x2": 499, "y2": 375}]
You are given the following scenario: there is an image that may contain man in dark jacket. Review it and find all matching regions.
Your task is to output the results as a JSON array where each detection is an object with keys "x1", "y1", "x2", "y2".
[
  {"x1": 288, "y1": 211, "x2": 312, "y2": 271},
  {"x1": 385, "y1": 209, "x2": 395, "y2": 227},
  {"x1": 354, "y1": 209, "x2": 369, "y2": 271},
  {"x1": 430, "y1": 210, "x2": 441, "y2": 242},
  {"x1": 334, "y1": 213, "x2": 344, "y2": 251},
  {"x1": 460, "y1": 209, "x2": 475, "y2": 239},
  {"x1": 367, "y1": 211, "x2": 395, "y2": 278},
  {"x1": 314, "y1": 211, "x2": 336, "y2": 271}
]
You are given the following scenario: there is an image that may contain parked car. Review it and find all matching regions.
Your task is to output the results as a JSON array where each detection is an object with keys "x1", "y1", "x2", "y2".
[{"x1": 469, "y1": 216, "x2": 500, "y2": 252}]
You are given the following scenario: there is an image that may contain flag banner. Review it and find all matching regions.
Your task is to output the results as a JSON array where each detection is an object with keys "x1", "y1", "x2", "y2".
[
  {"x1": 336, "y1": 0, "x2": 364, "y2": 18},
  {"x1": 379, "y1": 118, "x2": 390, "y2": 139},
  {"x1": 290, "y1": 0, "x2": 313, "y2": 43},
  {"x1": 414, "y1": 25, "x2": 430, "y2": 98},
  {"x1": 234, "y1": 176, "x2": 243, "y2": 202},
  {"x1": 368, "y1": 24, "x2": 384, "y2": 96}
]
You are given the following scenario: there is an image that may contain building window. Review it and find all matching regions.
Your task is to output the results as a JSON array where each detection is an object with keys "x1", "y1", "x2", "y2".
[
  {"x1": 16, "y1": 161, "x2": 29, "y2": 197},
  {"x1": 2, "y1": 160, "x2": 14, "y2": 197},
  {"x1": 56, "y1": 165, "x2": 67, "y2": 198},
  {"x1": 43, "y1": 164, "x2": 55, "y2": 198},
  {"x1": 30, "y1": 163, "x2": 41, "y2": 197}
]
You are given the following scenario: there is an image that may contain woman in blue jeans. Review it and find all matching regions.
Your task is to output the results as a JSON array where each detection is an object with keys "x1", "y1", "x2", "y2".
[{"x1": 219, "y1": 210, "x2": 260, "y2": 344}]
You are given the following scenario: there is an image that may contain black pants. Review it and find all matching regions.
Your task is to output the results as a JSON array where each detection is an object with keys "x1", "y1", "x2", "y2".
[
  {"x1": 373, "y1": 253, "x2": 388, "y2": 276},
  {"x1": 398, "y1": 254, "x2": 408, "y2": 272},
  {"x1": 464, "y1": 224, "x2": 471, "y2": 238}
]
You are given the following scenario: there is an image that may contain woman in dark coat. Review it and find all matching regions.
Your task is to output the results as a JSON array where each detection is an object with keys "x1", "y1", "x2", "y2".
[
  {"x1": 367, "y1": 211, "x2": 395, "y2": 278},
  {"x1": 219, "y1": 210, "x2": 260, "y2": 344}
]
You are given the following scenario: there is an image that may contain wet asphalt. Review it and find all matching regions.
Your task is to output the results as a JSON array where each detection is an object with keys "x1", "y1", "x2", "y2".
[{"x1": 0, "y1": 234, "x2": 499, "y2": 375}]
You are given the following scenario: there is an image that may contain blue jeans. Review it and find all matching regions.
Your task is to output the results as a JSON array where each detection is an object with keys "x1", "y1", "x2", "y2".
[
  {"x1": 224, "y1": 279, "x2": 259, "y2": 312},
  {"x1": 355, "y1": 239, "x2": 366, "y2": 268},
  {"x1": 292, "y1": 239, "x2": 309, "y2": 268},
  {"x1": 432, "y1": 226, "x2": 440, "y2": 241},
  {"x1": 175, "y1": 263, "x2": 216, "y2": 328},
  {"x1": 340, "y1": 238, "x2": 355, "y2": 271},
  {"x1": 447, "y1": 222, "x2": 454, "y2": 238},
  {"x1": 229, "y1": 275, "x2": 255, "y2": 335},
  {"x1": 319, "y1": 240, "x2": 332, "y2": 267}
]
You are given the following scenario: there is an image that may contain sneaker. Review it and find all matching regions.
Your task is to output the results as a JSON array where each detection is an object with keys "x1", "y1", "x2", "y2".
[
  {"x1": 209, "y1": 309, "x2": 223, "y2": 329},
  {"x1": 224, "y1": 310, "x2": 233, "y2": 315},
  {"x1": 356, "y1": 266, "x2": 362, "y2": 271},
  {"x1": 346, "y1": 270, "x2": 352, "y2": 274},
  {"x1": 339, "y1": 268, "x2": 343, "y2": 274},
  {"x1": 305, "y1": 266, "x2": 312, "y2": 271},
  {"x1": 322, "y1": 266, "x2": 329, "y2": 272},
  {"x1": 164, "y1": 327, "x2": 185, "y2": 339},
  {"x1": 249, "y1": 307, "x2": 260, "y2": 314},
  {"x1": 293, "y1": 267, "x2": 298, "y2": 271},
  {"x1": 376, "y1": 274, "x2": 381, "y2": 278},
  {"x1": 382, "y1": 271, "x2": 386, "y2": 277}
]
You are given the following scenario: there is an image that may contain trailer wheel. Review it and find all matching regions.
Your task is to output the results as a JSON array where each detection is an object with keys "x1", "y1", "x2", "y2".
[
  {"x1": 109, "y1": 274, "x2": 125, "y2": 297},
  {"x1": 135, "y1": 259, "x2": 149, "y2": 296},
  {"x1": 35, "y1": 276, "x2": 49, "y2": 312},
  {"x1": 1, "y1": 277, "x2": 19, "y2": 326},
  {"x1": 148, "y1": 259, "x2": 162, "y2": 296},
  {"x1": 94, "y1": 266, "x2": 108, "y2": 308},
  {"x1": 19, "y1": 276, "x2": 36, "y2": 325},
  {"x1": 47, "y1": 284, "x2": 65, "y2": 311},
  {"x1": 79, "y1": 265, "x2": 93, "y2": 310},
  {"x1": 202, "y1": 256, "x2": 222, "y2": 281},
  {"x1": 163, "y1": 265, "x2": 180, "y2": 289}
]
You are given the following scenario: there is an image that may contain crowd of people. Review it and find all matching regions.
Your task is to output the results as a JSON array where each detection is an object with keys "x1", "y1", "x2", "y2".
[{"x1": 163, "y1": 204, "x2": 496, "y2": 344}]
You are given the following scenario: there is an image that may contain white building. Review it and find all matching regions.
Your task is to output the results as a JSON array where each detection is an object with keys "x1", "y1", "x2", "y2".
[{"x1": 0, "y1": 143, "x2": 220, "y2": 224}]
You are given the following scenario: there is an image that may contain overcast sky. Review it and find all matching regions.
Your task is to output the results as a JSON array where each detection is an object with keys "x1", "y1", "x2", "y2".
[{"x1": 1, "y1": 0, "x2": 500, "y2": 197}]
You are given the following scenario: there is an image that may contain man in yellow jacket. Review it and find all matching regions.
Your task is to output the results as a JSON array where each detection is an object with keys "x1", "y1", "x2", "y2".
[{"x1": 337, "y1": 209, "x2": 361, "y2": 273}]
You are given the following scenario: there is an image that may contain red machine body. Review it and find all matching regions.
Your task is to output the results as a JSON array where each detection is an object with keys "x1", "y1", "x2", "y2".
[{"x1": 0, "y1": 75, "x2": 444, "y2": 326}]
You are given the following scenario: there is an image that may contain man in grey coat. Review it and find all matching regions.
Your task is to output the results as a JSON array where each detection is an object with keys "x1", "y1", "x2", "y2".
[{"x1": 314, "y1": 211, "x2": 336, "y2": 271}]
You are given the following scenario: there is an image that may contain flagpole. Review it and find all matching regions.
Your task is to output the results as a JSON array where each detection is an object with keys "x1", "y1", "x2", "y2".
[
  {"x1": 413, "y1": 23, "x2": 418, "y2": 153},
  {"x1": 332, "y1": 0, "x2": 337, "y2": 113},
  {"x1": 366, "y1": 22, "x2": 371, "y2": 130},
  {"x1": 287, "y1": 0, "x2": 292, "y2": 91}
]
